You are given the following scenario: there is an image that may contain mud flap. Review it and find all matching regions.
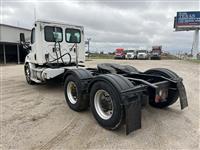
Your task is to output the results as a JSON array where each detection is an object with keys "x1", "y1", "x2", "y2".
[
  {"x1": 125, "y1": 97, "x2": 141, "y2": 135},
  {"x1": 177, "y1": 81, "x2": 188, "y2": 109}
]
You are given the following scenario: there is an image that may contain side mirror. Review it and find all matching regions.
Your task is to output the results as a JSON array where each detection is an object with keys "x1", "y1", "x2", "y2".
[
  {"x1": 20, "y1": 33, "x2": 25, "y2": 43},
  {"x1": 53, "y1": 32, "x2": 62, "y2": 42}
]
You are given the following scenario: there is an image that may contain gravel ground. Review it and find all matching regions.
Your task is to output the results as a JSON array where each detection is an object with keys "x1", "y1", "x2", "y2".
[{"x1": 1, "y1": 59, "x2": 199, "y2": 150}]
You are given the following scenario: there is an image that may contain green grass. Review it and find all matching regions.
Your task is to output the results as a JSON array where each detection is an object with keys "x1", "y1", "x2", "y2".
[
  {"x1": 161, "y1": 54, "x2": 179, "y2": 60},
  {"x1": 185, "y1": 59, "x2": 200, "y2": 64},
  {"x1": 89, "y1": 53, "x2": 114, "y2": 59}
]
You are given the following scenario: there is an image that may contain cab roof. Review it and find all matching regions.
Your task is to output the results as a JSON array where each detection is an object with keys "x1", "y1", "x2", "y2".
[{"x1": 35, "y1": 20, "x2": 84, "y2": 29}]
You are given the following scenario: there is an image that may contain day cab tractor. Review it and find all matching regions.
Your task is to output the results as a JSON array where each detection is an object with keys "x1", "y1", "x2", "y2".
[
  {"x1": 137, "y1": 50, "x2": 149, "y2": 59},
  {"x1": 114, "y1": 48, "x2": 125, "y2": 59},
  {"x1": 21, "y1": 20, "x2": 188, "y2": 135},
  {"x1": 125, "y1": 49, "x2": 137, "y2": 59}
]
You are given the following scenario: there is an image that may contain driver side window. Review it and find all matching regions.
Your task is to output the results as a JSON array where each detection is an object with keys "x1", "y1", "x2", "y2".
[{"x1": 31, "y1": 28, "x2": 35, "y2": 44}]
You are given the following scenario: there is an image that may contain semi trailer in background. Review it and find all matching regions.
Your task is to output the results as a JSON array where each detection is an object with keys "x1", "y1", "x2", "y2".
[{"x1": 150, "y1": 46, "x2": 162, "y2": 60}]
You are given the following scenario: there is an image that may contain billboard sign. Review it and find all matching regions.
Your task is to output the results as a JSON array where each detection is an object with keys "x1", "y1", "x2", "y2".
[{"x1": 174, "y1": 11, "x2": 200, "y2": 31}]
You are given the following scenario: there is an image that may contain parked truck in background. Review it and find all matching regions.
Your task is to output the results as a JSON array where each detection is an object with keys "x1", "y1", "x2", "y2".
[
  {"x1": 150, "y1": 46, "x2": 162, "y2": 60},
  {"x1": 125, "y1": 49, "x2": 137, "y2": 59},
  {"x1": 114, "y1": 48, "x2": 125, "y2": 59},
  {"x1": 137, "y1": 50, "x2": 149, "y2": 59}
]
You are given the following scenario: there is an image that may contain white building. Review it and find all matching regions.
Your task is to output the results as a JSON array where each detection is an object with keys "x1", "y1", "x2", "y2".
[{"x1": 0, "y1": 24, "x2": 31, "y2": 64}]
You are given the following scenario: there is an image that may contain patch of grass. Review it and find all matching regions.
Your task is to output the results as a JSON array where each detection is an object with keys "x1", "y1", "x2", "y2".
[
  {"x1": 161, "y1": 54, "x2": 179, "y2": 60},
  {"x1": 90, "y1": 53, "x2": 114, "y2": 59},
  {"x1": 185, "y1": 59, "x2": 200, "y2": 64}
]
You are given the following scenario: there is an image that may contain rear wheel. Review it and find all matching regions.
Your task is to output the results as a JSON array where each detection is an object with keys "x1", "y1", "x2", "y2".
[
  {"x1": 64, "y1": 75, "x2": 89, "y2": 111},
  {"x1": 144, "y1": 68, "x2": 179, "y2": 108},
  {"x1": 122, "y1": 65, "x2": 139, "y2": 73},
  {"x1": 24, "y1": 63, "x2": 35, "y2": 85},
  {"x1": 90, "y1": 81, "x2": 124, "y2": 130}
]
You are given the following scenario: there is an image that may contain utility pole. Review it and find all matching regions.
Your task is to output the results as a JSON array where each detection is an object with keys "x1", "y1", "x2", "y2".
[{"x1": 87, "y1": 38, "x2": 91, "y2": 59}]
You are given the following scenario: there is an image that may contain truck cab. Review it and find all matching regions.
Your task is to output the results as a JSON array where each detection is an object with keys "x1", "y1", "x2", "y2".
[
  {"x1": 125, "y1": 49, "x2": 137, "y2": 59},
  {"x1": 26, "y1": 20, "x2": 85, "y2": 65},
  {"x1": 114, "y1": 48, "x2": 125, "y2": 59},
  {"x1": 137, "y1": 50, "x2": 149, "y2": 59},
  {"x1": 150, "y1": 46, "x2": 162, "y2": 60},
  {"x1": 22, "y1": 20, "x2": 85, "y2": 83}
]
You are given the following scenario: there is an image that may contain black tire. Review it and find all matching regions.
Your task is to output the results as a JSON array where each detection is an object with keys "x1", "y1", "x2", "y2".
[
  {"x1": 64, "y1": 75, "x2": 89, "y2": 111},
  {"x1": 122, "y1": 65, "x2": 139, "y2": 73},
  {"x1": 90, "y1": 81, "x2": 124, "y2": 130},
  {"x1": 24, "y1": 63, "x2": 35, "y2": 85},
  {"x1": 144, "y1": 68, "x2": 179, "y2": 108}
]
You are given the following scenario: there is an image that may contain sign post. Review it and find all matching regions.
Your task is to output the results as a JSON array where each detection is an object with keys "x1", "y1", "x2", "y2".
[{"x1": 193, "y1": 29, "x2": 199, "y2": 58}]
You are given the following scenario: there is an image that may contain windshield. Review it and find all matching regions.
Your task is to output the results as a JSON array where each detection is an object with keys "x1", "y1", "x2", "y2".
[
  {"x1": 116, "y1": 48, "x2": 123, "y2": 52},
  {"x1": 152, "y1": 50, "x2": 161, "y2": 53},
  {"x1": 138, "y1": 50, "x2": 147, "y2": 53},
  {"x1": 126, "y1": 50, "x2": 135, "y2": 53}
]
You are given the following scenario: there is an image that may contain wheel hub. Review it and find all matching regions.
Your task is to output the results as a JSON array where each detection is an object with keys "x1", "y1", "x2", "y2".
[
  {"x1": 67, "y1": 81, "x2": 78, "y2": 104},
  {"x1": 94, "y1": 90, "x2": 113, "y2": 120},
  {"x1": 155, "y1": 89, "x2": 168, "y2": 103}
]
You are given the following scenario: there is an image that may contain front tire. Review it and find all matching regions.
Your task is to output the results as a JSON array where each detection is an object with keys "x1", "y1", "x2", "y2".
[
  {"x1": 90, "y1": 81, "x2": 124, "y2": 130},
  {"x1": 24, "y1": 63, "x2": 35, "y2": 85},
  {"x1": 64, "y1": 75, "x2": 89, "y2": 111}
]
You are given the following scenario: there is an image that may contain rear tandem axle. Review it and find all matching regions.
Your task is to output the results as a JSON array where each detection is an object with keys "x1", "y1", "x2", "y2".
[{"x1": 63, "y1": 63, "x2": 188, "y2": 135}]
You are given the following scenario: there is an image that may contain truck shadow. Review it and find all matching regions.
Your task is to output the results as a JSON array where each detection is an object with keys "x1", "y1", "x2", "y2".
[
  {"x1": 112, "y1": 104, "x2": 186, "y2": 137},
  {"x1": 35, "y1": 77, "x2": 64, "y2": 91}
]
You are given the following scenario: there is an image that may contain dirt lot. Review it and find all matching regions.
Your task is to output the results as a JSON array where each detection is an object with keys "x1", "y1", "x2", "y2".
[{"x1": 1, "y1": 59, "x2": 199, "y2": 150}]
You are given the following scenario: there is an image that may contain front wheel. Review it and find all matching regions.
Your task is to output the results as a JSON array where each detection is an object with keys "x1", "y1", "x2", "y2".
[
  {"x1": 24, "y1": 63, "x2": 35, "y2": 85},
  {"x1": 90, "y1": 81, "x2": 124, "y2": 130}
]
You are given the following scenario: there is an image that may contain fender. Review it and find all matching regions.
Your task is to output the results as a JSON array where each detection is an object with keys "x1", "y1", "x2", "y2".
[
  {"x1": 88, "y1": 74, "x2": 134, "y2": 98},
  {"x1": 63, "y1": 68, "x2": 93, "y2": 93},
  {"x1": 144, "y1": 68, "x2": 188, "y2": 109},
  {"x1": 63, "y1": 68, "x2": 93, "y2": 80}
]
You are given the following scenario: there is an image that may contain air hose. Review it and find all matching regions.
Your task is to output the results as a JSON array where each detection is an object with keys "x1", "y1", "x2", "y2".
[{"x1": 46, "y1": 40, "x2": 72, "y2": 68}]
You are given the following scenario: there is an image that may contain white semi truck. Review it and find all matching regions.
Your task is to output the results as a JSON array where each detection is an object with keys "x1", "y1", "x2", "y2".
[
  {"x1": 125, "y1": 49, "x2": 137, "y2": 59},
  {"x1": 137, "y1": 50, "x2": 149, "y2": 59},
  {"x1": 21, "y1": 20, "x2": 188, "y2": 134}
]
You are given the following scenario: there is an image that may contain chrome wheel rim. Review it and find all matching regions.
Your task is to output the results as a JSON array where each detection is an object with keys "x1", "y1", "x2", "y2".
[
  {"x1": 94, "y1": 90, "x2": 113, "y2": 120},
  {"x1": 25, "y1": 65, "x2": 30, "y2": 81},
  {"x1": 67, "y1": 81, "x2": 78, "y2": 104}
]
